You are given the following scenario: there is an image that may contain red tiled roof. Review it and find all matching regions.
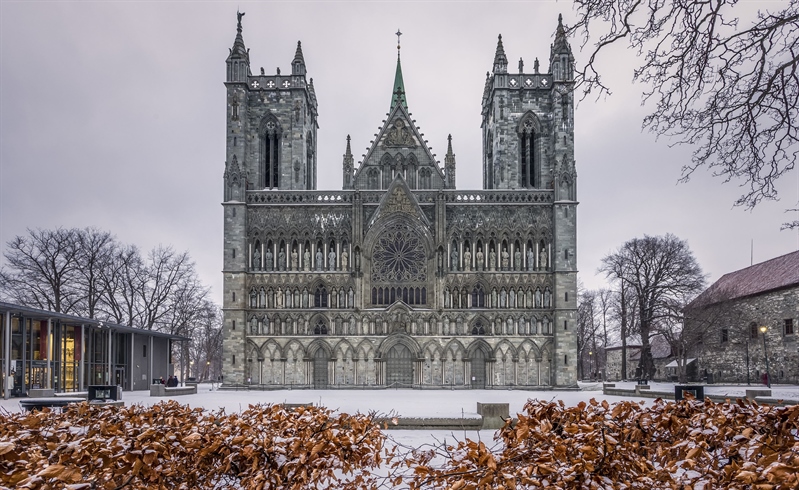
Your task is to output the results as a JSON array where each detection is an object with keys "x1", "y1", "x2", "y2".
[{"x1": 690, "y1": 250, "x2": 799, "y2": 307}]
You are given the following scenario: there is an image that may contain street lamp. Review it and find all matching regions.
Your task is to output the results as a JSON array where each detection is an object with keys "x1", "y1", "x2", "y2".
[
  {"x1": 589, "y1": 351, "x2": 593, "y2": 380},
  {"x1": 759, "y1": 325, "x2": 771, "y2": 388}
]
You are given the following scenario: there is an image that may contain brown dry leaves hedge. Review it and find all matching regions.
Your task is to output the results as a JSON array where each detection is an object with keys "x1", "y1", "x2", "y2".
[
  {"x1": 0, "y1": 400, "x2": 388, "y2": 489},
  {"x1": 2, "y1": 397, "x2": 798, "y2": 489},
  {"x1": 404, "y1": 397, "x2": 799, "y2": 489}
]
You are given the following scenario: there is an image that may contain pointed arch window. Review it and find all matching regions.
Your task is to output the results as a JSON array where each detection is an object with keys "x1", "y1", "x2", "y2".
[
  {"x1": 471, "y1": 322, "x2": 486, "y2": 335},
  {"x1": 367, "y1": 168, "x2": 380, "y2": 189},
  {"x1": 261, "y1": 117, "x2": 281, "y2": 189},
  {"x1": 314, "y1": 285, "x2": 328, "y2": 308},
  {"x1": 471, "y1": 284, "x2": 486, "y2": 308},
  {"x1": 519, "y1": 115, "x2": 539, "y2": 188},
  {"x1": 313, "y1": 319, "x2": 328, "y2": 335}
]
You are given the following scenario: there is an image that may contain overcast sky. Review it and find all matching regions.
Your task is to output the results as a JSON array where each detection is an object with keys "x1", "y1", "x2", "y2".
[{"x1": 2, "y1": 0, "x2": 798, "y2": 306}]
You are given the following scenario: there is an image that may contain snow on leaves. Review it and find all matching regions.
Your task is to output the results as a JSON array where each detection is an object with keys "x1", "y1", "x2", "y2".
[{"x1": 1, "y1": 396, "x2": 798, "y2": 489}]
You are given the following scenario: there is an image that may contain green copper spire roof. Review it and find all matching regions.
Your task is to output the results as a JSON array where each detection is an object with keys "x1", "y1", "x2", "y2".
[{"x1": 390, "y1": 29, "x2": 408, "y2": 110}]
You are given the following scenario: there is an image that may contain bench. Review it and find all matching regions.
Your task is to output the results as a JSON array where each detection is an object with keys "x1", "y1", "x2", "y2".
[
  {"x1": 150, "y1": 384, "x2": 197, "y2": 396},
  {"x1": 27, "y1": 388, "x2": 55, "y2": 398},
  {"x1": 19, "y1": 397, "x2": 85, "y2": 412}
]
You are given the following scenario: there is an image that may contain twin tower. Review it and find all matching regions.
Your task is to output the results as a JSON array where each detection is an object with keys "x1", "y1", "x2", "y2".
[{"x1": 221, "y1": 12, "x2": 578, "y2": 390}]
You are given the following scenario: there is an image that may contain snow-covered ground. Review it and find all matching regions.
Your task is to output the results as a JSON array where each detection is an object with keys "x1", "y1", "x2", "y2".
[{"x1": 3, "y1": 382, "x2": 798, "y2": 417}]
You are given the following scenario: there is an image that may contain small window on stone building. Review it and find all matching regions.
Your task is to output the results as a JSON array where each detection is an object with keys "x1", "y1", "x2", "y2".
[
  {"x1": 232, "y1": 320, "x2": 236, "y2": 330},
  {"x1": 784, "y1": 319, "x2": 794, "y2": 336},
  {"x1": 564, "y1": 320, "x2": 568, "y2": 331},
  {"x1": 232, "y1": 292, "x2": 236, "y2": 302},
  {"x1": 565, "y1": 292, "x2": 569, "y2": 302},
  {"x1": 143, "y1": 345, "x2": 147, "y2": 358},
  {"x1": 750, "y1": 323, "x2": 758, "y2": 339},
  {"x1": 564, "y1": 355, "x2": 568, "y2": 365},
  {"x1": 721, "y1": 328, "x2": 728, "y2": 343},
  {"x1": 232, "y1": 355, "x2": 236, "y2": 365}
]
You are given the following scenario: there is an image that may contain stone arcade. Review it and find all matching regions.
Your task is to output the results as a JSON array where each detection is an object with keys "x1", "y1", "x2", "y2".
[{"x1": 222, "y1": 14, "x2": 578, "y2": 388}]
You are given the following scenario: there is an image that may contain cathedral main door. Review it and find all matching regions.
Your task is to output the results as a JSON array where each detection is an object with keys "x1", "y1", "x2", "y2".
[
  {"x1": 313, "y1": 349, "x2": 329, "y2": 388},
  {"x1": 471, "y1": 349, "x2": 487, "y2": 389},
  {"x1": 386, "y1": 343, "x2": 413, "y2": 387}
]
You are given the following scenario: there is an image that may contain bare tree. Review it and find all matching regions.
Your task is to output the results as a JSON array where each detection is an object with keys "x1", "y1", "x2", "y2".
[
  {"x1": 74, "y1": 227, "x2": 119, "y2": 319},
  {"x1": 99, "y1": 244, "x2": 146, "y2": 326},
  {"x1": 577, "y1": 287, "x2": 601, "y2": 380},
  {"x1": 0, "y1": 228, "x2": 81, "y2": 314},
  {"x1": 600, "y1": 234, "x2": 706, "y2": 378},
  {"x1": 568, "y1": 1, "x2": 799, "y2": 227}
]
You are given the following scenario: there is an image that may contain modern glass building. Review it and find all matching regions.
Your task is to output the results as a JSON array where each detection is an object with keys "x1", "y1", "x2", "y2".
[{"x1": 1, "y1": 302, "x2": 186, "y2": 399}]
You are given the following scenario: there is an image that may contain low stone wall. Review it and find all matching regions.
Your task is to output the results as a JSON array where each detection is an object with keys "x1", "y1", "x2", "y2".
[
  {"x1": 376, "y1": 416, "x2": 483, "y2": 431},
  {"x1": 27, "y1": 389, "x2": 55, "y2": 398},
  {"x1": 149, "y1": 384, "x2": 198, "y2": 397}
]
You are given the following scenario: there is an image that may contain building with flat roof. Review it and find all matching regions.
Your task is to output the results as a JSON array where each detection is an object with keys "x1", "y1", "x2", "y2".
[{"x1": 1, "y1": 302, "x2": 186, "y2": 399}]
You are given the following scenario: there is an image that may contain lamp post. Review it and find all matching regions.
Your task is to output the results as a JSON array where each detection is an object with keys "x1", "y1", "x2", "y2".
[
  {"x1": 759, "y1": 325, "x2": 771, "y2": 388},
  {"x1": 589, "y1": 351, "x2": 593, "y2": 380}
]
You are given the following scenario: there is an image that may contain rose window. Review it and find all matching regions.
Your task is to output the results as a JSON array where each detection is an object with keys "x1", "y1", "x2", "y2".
[{"x1": 371, "y1": 223, "x2": 426, "y2": 283}]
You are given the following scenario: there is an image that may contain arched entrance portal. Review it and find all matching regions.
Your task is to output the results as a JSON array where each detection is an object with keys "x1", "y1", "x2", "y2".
[
  {"x1": 386, "y1": 343, "x2": 413, "y2": 387},
  {"x1": 313, "y1": 348, "x2": 329, "y2": 388},
  {"x1": 471, "y1": 348, "x2": 487, "y2": 389}
]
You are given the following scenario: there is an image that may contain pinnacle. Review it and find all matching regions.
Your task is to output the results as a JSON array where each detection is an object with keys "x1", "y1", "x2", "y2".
[{"x1": 294, "y1": 41, "x2": 305, "y2": 63}]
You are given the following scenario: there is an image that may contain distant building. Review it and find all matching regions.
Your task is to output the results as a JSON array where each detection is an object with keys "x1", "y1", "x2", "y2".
[
  {"x1": 605, "y1": 335, "x2": 672, "y2": 381},
  {"x1": 684, "y1": 251, "x2": 799, "y2": 384},
  {"x1": 221, "y1": 13, "x2": 579, "y2": 388},
  {"x1": 1, "y1": 302, "x2": 184, "y2": 398}
]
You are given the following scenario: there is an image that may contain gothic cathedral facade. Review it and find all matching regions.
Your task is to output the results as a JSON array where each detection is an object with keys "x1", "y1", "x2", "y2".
[{"x1": 222, "y1": 14, "x2": 578, "y2": 389}]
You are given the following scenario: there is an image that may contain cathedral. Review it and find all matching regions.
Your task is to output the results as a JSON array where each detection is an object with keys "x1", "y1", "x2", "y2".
[{"x1": 221, "y1": 13, "x2": 578, "y2": 389}]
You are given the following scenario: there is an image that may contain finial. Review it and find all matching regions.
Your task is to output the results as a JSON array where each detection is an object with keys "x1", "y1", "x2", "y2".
[
  {"x1": 534, "y1": 58, "x2": 540, "y2": 73},
  {"x1": 558, "y1": 13, "x2": 563, "y2": 24},
  {"x1": 236, "y1": 10, "x2": 245, "y2": 31},
  {"x1": 396, "y1": 29, "x2": 403, "y2": 59},
  {"x1": 519, "y1": 57, "x2": 524, "y2": 73},
  {"x1": 447, "y1": 134, "x2": 453, "y2": 154}
]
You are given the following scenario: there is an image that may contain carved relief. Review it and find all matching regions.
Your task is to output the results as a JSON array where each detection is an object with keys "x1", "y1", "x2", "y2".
[{"x1": 382, "y1": 119, "x2": 416, "y2": 147}]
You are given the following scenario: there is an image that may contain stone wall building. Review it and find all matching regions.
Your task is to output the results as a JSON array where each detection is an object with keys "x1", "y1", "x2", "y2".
[
  {"x1": 221, "y1": 13, "x2": 578, "y2": 388},
  {"x1": 684, "y1": 251, "x2": 799, "y2": 384}
]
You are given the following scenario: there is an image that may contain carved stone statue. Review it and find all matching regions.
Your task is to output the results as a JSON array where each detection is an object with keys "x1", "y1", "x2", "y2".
[
  {"x1": 501, "y1": 248, "x2": 510, "y2": 271},
  {"x1": 509, "y1": 289, "x2": 516, "y2": 307},
  {"x1": 277, "y1": 290, "x2": 284, "y2": 308},
  {"x1": 527, "y1": 249, "x2": 534, "y2": 271},
  {"x1": 341, "y1": 250, "x2": 348, "y2": 270},
  {"x1": 328, "y1": 250, "x2": 336, "y2": 271},
  {"x1": 265, "y1": 249, "x2": 273, "y2": 271},
  {"x1": 253, "y1": 248, "x2": 261, "y2": 271},
  {"x1": 539, "y1": 248, "x2": 548, "y2": 270},
  {"x1": 514, "y1": 250, "x2": 522, "y2": 271},
  {"x1": 249, "y1": 289, "x2": 257, "y2": 306},
  {"x1": 544, "y1": 289, "x2": 551, "y2": 308},
  {"x1": 500, "y1": 289, "x2": 507, "y2": 307},
  {"x1": 316, "y1": 250, "x2": 323, "y2": 271},
  {"x1": 450, "y1": 249, "x2": 459, "y2": 271},
  {"x1": 476, "y1": 249, "x2": 484, "y2": 271},
  {"x1": 303, "y1": 250, "x2": 311, "y2": 271},
  {"x1": 489, "y1": 249, "x2": 496, "y2": 271},
  {"x1": 384, "y1": 119, "x2": 415, "y2": 147},
  {"x1": 278, "y1": 250, "x2": 286, "y2": 271},
  {"x1": 463, "y1": 249, "x2": 472, "y2": 271},
  {"x1": 291, "y1": 249, "x2": 298, "y2": 270},
  {"x1": 348, "y1": 288, "x2": 354, "y2": 306},
  {"x1": 535, "y1": 288, "x2": 542, "y2": 308}
]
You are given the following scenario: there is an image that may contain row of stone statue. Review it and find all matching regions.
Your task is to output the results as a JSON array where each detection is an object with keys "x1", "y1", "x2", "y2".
[
  {"x1": 252, "y1": 247, "x2": 349, "y2": 272},
  {"x1": 450, "y1": 247, "x2": 548, "y2": 272}
]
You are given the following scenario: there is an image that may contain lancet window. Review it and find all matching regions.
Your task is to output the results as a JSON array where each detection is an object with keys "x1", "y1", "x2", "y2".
[{"x1": 261, "y1": 117, "x2": 281, "y2": 189}]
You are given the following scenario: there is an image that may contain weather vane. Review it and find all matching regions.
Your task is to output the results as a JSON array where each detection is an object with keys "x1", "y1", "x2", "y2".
[{"x1": 396, "y1": 29, "x2": 402, "y2": 49}]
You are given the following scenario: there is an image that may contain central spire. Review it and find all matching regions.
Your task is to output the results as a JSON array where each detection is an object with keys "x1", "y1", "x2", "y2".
[{"x1": 390, "y1": 29, "x2": 408, "y2": 111}]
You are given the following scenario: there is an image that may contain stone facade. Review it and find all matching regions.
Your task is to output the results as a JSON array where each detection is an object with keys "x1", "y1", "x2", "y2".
[
  {"x1": 221, "y1": 14, "x2": 578, "y2": 388},
  {"x1": 684, "y1": 251, "x2": 799, "y2": 384}
]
